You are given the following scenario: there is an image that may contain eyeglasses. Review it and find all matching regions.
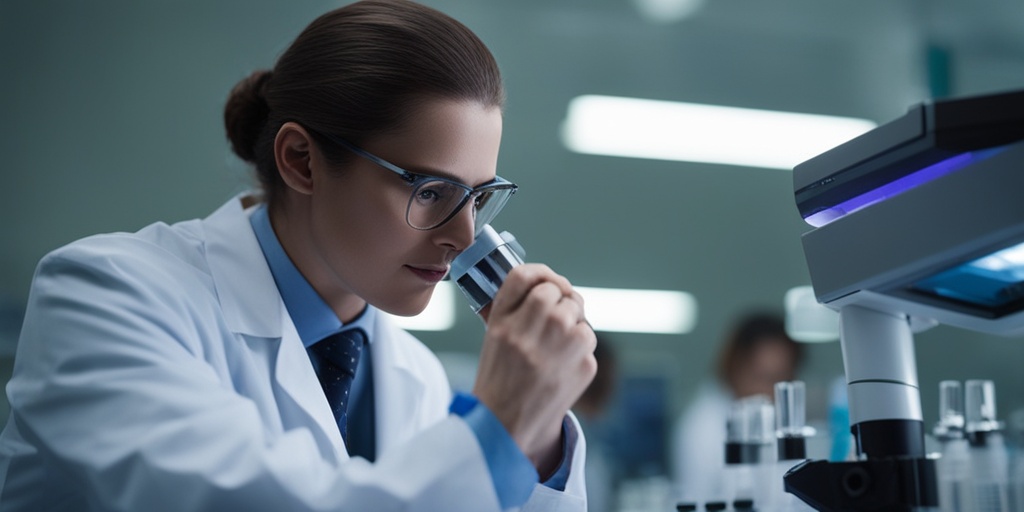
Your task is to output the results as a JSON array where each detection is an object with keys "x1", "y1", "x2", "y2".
[{"x1": 311, "y1": 129, "x2": 517, "y2": 236}]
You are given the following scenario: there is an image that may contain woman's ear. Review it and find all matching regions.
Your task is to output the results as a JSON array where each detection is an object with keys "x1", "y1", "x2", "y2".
[{"x1": 274, "y1": 122, "x2": 315, "y2": 195}]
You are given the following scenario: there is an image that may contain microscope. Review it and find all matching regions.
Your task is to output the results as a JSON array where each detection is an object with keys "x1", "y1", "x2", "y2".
[{"x1": 786, "y1": 88, "x2": 1024, "y2": 511}]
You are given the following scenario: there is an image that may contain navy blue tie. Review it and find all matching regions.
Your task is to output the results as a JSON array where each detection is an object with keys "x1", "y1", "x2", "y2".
[{"x1": 311, "y1": 328, "x2": 366, "y2": 442}]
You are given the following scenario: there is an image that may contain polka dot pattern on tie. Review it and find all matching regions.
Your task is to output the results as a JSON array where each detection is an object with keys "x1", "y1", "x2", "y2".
[{"x1": 310, "y1": 328, "x2": 366, "y2": 442}]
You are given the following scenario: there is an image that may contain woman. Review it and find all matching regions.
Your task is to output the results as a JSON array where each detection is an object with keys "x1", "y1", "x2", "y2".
[{"x1": 0, "y1": 1, "x2": 596, "y2": 510}]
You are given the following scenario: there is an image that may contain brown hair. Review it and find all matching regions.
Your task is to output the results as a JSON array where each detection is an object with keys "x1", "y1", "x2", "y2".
[
  {"x1": 715, "y1": 311, "x2": 803, "y2": 388},
  {"x1": 224, "y1": 0, "x2": 505, "y2": 206}
]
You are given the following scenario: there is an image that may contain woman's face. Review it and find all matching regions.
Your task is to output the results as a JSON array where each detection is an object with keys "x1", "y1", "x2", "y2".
[
  {"x1": 304, "y1": 99, "x2": 503, "y2": 320},
  {"x1": 732, "y1": 337, "x2": 798, "y2": 399}
]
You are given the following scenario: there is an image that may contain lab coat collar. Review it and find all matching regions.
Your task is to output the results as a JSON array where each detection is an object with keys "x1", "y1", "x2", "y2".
[
  {"x1": 202, "y1": 194, "x2": 283, "y2": 338},
  {"x1": 203, "y1": 195, "x2": 347, "y2": 454}
]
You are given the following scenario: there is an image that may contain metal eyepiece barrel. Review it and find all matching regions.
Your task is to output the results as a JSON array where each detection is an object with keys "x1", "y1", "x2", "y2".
[{"x1": 449, "y1": 225, "x2": 526, "y2": 313}]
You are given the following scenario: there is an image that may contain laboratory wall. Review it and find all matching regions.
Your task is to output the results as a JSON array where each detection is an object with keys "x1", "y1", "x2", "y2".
[{"x1": 2, "y1": 0, "x2": 1024, "y2": 509}]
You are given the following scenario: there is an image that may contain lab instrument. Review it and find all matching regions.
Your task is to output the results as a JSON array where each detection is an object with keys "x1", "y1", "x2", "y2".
[
  {"x1": 786, "y1": 87, "x2": 1024, "y2": 511},
  {"x1": 449, "y1": 225, "x2": 526, "y2": 313}
]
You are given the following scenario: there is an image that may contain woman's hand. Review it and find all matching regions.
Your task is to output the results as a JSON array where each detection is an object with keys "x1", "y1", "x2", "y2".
[{"x1": 472, "y1": 264, "x2": 597, "y2": 476}]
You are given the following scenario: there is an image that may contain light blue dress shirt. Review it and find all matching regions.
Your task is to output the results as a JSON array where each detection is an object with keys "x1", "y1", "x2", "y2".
[{"x1": 249, "y1": 205, "x2": 572, "y2": 508}]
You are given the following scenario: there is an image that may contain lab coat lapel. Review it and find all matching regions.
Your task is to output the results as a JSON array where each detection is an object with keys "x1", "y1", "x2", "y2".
[
  {"x1": 272, "y1": 307, "x2": 348, "y2": 459},
  {"x1": 202, "y1": 195, "x2": 280, "y2": 338},
  {"x1": 371, "y1": 317, "x2": 429, "y2": 457},
  {"x1": 202, "y1": 195, "x2": 347, "y2": 458}
]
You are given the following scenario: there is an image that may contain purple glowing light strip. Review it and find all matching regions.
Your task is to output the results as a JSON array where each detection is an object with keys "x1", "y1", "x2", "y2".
[{"x1": 804, "y1": 152, "x2": 978, "y2": 227}]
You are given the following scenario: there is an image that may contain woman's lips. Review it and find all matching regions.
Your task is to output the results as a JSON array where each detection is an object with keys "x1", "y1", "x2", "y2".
[{"x1": 407, "y1": 265, "x2": 448, "y2": 283}]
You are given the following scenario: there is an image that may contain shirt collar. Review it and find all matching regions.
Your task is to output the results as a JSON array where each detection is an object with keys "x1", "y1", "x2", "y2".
[{"x1": 250, "y1": 204, "x2": 375, "y2": 347}]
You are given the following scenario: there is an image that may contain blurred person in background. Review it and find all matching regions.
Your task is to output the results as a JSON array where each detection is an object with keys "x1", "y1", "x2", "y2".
[
  {"x1": 573, "y1": 336, "x2": 619, "y2": 512},
  {"x1": 670, "y1": 311, "x2": 804, "y2": 504}
]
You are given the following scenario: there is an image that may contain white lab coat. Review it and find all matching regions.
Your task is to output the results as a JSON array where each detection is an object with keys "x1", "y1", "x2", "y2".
[
  {"x1": 0, "y1": 195, "x2": 587, "y2": 512},
  {"x1": 671, "y1": 381, "x2": 731, "y2": 504}
]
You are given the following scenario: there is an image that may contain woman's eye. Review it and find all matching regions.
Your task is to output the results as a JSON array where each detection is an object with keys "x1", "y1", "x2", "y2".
[{"x1": 417, "y1": 189, "x2": 440, "y2": 202}]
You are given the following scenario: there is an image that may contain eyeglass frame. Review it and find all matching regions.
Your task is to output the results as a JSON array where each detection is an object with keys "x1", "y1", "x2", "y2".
[{"x1": 306, "y1": 127, "x2": 518, "y2": 235}]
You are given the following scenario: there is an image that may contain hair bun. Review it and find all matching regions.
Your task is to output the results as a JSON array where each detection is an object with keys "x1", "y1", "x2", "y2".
[{"x1": 224, "y1": 70, "x2": 273, "y2": 163}]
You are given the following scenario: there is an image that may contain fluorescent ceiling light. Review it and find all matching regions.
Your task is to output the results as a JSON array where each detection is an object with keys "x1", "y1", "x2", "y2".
[
  {"x1": 576, "y1": 286, "x2": 697, "y2": 334},
  {"x1": 561, "y1": 95, "x2": 877, "y2": 170},
  {"x1": 632, "y1": 0, "x2": 706, "y2": 23},
  {"x1": 381, "y1": 281, "x2": 697, "y2": 334},
  {"x1": 384, "y1": 281, "x2": 457, "y2": 331}
]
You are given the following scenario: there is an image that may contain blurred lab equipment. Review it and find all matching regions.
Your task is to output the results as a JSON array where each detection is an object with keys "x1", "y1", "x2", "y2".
[
  {"x1": 787, "y1": 87, "x2": 1024, "y2": 511},
  {"x1": 964, "y1": 380, "x2": 1011, "y2": 512},
  {"x1": 672, "y1": 313, "x2": 803, "y2": 506},
  {"x1": 771, "y1": 381, "x2": 816, "y2": 512},
  {"x1": 933, "y1": 380, "x2": 972, "y2": 512},
  {"x1": 723, "y1": 395, "x2": 776, "y2": 510}
]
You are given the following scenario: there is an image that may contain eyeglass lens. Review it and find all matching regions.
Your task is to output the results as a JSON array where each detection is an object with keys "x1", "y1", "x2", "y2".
[{"x1": 407, "y1": 181, "x2": 514, "y2": 232}]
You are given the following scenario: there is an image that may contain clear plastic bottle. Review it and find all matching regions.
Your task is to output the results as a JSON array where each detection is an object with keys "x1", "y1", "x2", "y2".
[
  {"x1": 723, "y1": 395, "x2": 775, "y2": 511},
  {"x1": 771, "y1": 381, "x2": 816, "y2": 512},
  {"x1": 965, "y1": 380, "x2": 1010, "y2": 512},
  {"x1": 934, "y1": 380, "x2": 972, "y2": 512}
]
